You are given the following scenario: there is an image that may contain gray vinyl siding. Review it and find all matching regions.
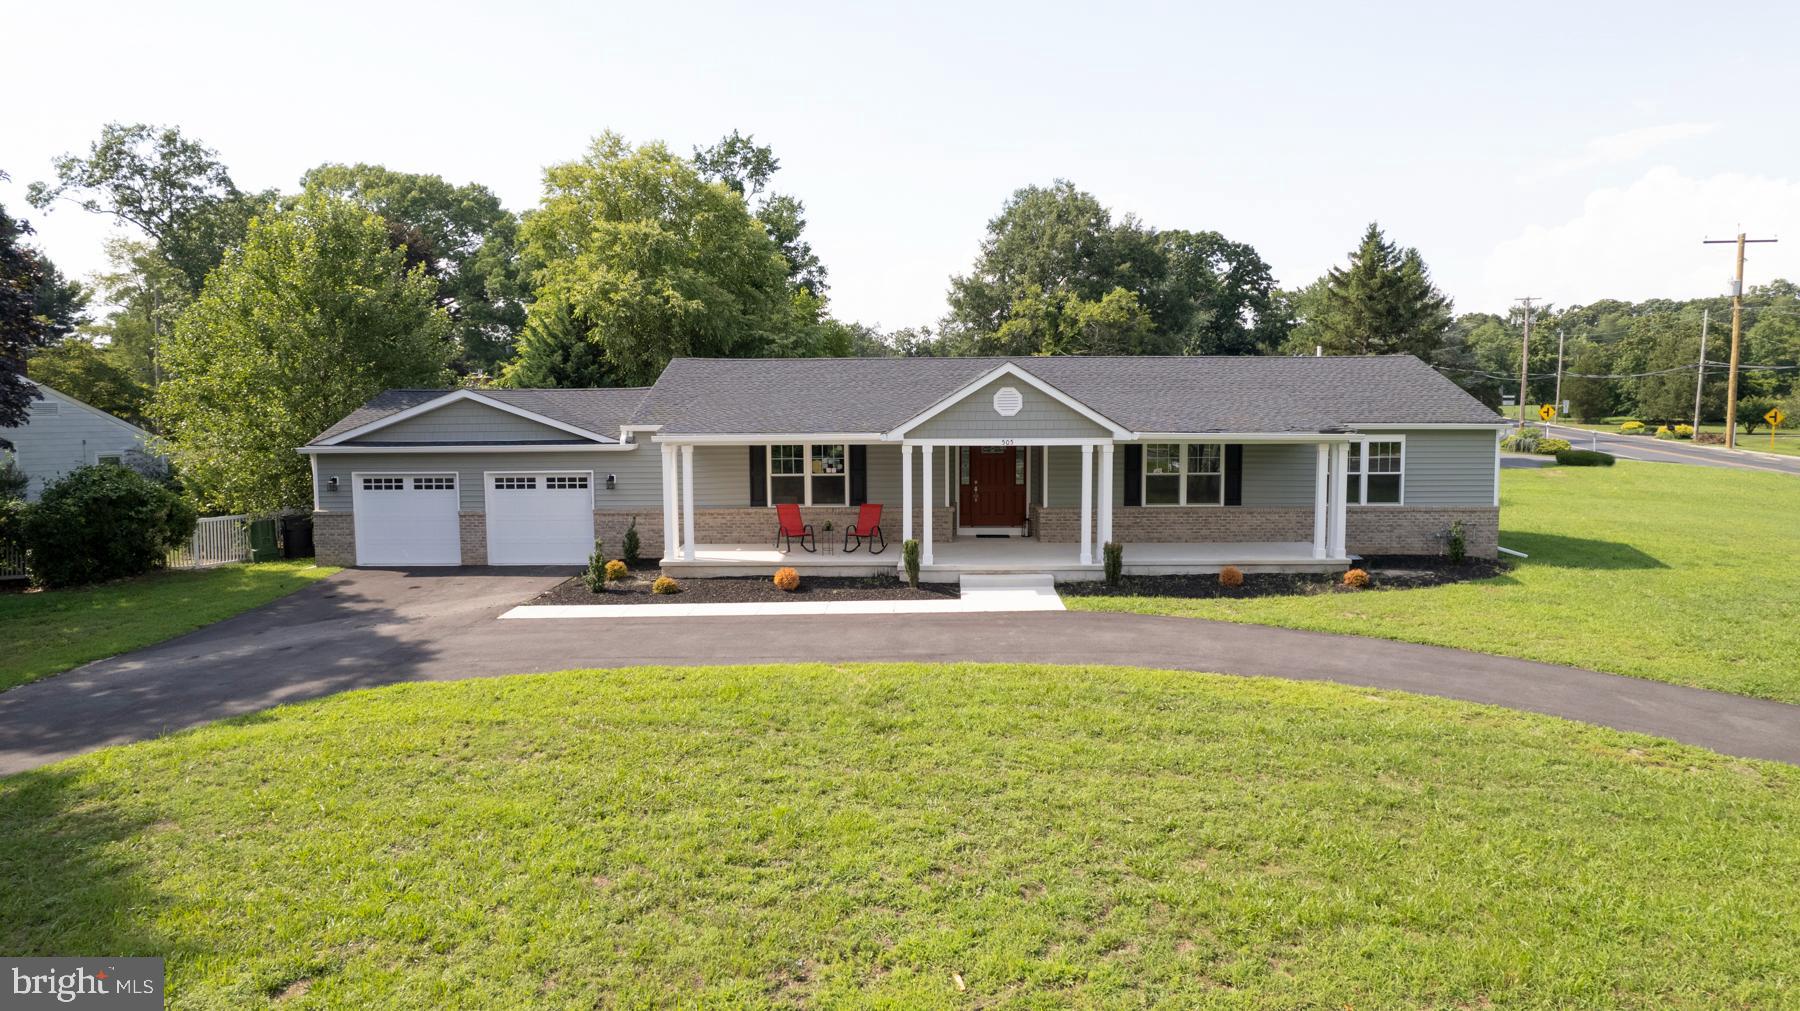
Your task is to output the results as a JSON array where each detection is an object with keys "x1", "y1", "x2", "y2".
[
  {"x1": 314, "y1": 448, "x2": 662, "y2": 512},
  {"x1": 691, "y1": 445, "x2": 748, "y2": 507},
  {"x1": 347, "y1": 399, "x2": 580, "y2": 444},
  {"x1": 907, "y1": 375, "x2": 1113, "y2": 440},
  {"x1": 6, "y1": 390, "x2": 155, "y2": 501},
  {"x1": 1389, "y1": 429, "x2": 1497, "y2": 506},
  {"x1": 1240, "y1": 443, "x2": 1318, "y2": 507}
]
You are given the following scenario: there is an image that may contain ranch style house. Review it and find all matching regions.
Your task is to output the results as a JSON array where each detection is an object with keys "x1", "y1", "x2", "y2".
[{"x1": 300, "y1": 355, "x2": 1508, "y2": 581}]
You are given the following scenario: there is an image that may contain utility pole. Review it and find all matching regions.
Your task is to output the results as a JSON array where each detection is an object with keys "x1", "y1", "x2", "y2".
[
  {"x1": 1514, "y1": 297, "x2": 1538, "y2": 427},
  {"x1": 1703, "y1": 233, "x2": 1778, "y2": 448},
  {"x1": 1552, "y1": 328, "x2": 1566, "y2": 421},
  {"x1": 1692, "y1": 308, "x2": 1709, "y2": 435}
]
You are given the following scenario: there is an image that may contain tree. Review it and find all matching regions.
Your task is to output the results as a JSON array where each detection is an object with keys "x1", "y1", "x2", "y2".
[
  {"x1": 982, "y1": 285, "x2": 1158, "y2": 357},
  {"x1": 694, "y1": 131, "x2": 826, "y2": 296},
  {"x1": 300, "y1": 163, "x2": 525, "y2": 374},
  {"x1": 514, "y1": 133, "x2": 814, "y2": 387},
  {"x1": 151, "y1": 193, "x2": 453, "y2": 512},
  {"x1": 27, "y1": 337, "x2": 150, "y2": 424},
  {"x1": 81, "y1": 238, "x2": 192, "y2": 392},
  {"x1": 1, "y1": 188, "x2": 69, "y2": 449},
  {"x1": 1562, "y1": 346, "x2": 1615, "y2": 422},
  {"x1": 28, "y1": 123, "x2": 272, "y2": 292},
  {"x1": 1289, "y1": 223, "x2": 1452, "y2": 359},
  {"x1": 1149, "y1": 230, "x2": 1283, "y2": 354},
  {"x1": 497, "y1": 291, "x2": 613, "y2": 388}
]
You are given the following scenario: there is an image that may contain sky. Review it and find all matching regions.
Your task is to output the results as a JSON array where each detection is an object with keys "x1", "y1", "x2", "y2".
[{"x1": 7, "y1": 0, "x2": 1800, "y2": 331}]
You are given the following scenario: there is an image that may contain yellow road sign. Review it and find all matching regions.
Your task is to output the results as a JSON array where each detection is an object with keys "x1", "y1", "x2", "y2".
[
  {"x1": 1768, "y1": 407, "x2": 1786, "y2": 428},
  {"x1": 1538, "y1": 404, "x2": 1557, "y2": 422}
]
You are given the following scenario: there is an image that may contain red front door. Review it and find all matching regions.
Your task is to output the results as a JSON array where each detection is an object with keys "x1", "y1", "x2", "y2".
[{"x1": 959, "y1": 447, "x2": 1026, "y2": 527}]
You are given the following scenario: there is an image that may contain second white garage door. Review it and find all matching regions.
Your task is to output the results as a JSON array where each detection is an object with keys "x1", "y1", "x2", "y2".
[{"x1": 485, "y1": 472, "x2": 595, "y2": 564}]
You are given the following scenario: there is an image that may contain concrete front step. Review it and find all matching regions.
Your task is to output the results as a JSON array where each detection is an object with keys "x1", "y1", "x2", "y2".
[{"x1": 958, "y1": 573, "x2": 1057, "y2": 591}]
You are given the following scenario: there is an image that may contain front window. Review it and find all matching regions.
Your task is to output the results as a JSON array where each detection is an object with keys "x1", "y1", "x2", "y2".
[
  {"x1": 1144, "y1": 443, "x2": 1224, "y2": 506},
  {"x1": 1346, "y1": 439, "x2": 1403, "y2": 505},
  {"x1": 768, "y1": 443, "x2": 849, "y2": 506}
]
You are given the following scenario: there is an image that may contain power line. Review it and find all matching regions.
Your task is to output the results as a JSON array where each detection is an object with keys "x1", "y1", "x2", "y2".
[{"x1": 1703, "y1": 231, "x2": 1779, "y2": 447}]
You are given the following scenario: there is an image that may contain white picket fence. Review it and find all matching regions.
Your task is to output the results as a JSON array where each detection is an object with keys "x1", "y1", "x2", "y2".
[
  {"x1": 0, "y1": 544, "x2": 24, "y2": 581},
  {"x1": 166, "y1": 514, "x2": 252, "y2": 570}
]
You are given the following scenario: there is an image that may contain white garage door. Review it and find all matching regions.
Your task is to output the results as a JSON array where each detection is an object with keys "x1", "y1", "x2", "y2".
[
  {"x1": 352, "y1": 473, "x2": 461, "y2": 566},
  {"x1": 485, "y1": 472, "x2": 595, "y2": 564}
]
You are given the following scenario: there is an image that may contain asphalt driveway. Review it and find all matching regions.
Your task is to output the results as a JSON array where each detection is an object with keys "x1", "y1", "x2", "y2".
[{"x1": 3, "y1": 567, "x2": 1798, "y2": 774}]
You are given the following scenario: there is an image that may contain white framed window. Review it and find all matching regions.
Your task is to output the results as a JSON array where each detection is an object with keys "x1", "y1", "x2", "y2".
[
  {"x1": 1142, "y1": 442, "x2": 1225, "y2": 506},
  {"x1": 544, "y1": 475, "x2": 588, "y2": 490},
  {"x1": 1346, "y1": 438, "x2": 1405, "y2": 505},
  {"x1": 96, "y1": 453, "x2": 124, "y2": 467},
  {"x1": 412, "y1": 476, "x2": 455, "y2": 491},
  {"x1": 493, "y1": 476, "x2": 537, "y2": 491},
  {"x1": 362, "y1": 476, "x2": 405, "y2": 491},
  {"x1": 767, "y1": 443, "x2": 849, "y2": 506}
]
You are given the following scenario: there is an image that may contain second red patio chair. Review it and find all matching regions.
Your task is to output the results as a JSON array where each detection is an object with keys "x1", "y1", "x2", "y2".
[
  {"x1": 774, "y1": 502, "x2": 815, "y2": 553},
  {"x1": 843, "y1": 503, "x2": 885, "y2": 554}
]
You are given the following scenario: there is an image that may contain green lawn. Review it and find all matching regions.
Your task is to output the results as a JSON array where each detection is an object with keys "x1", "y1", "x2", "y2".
[
  {"x1": 2, "y1": 663, "x2": 1793, "y2": 1009},
  {"x1": 1069, "y1": 463, "x2": 1800, "y2": 702},
  {"x1": 0, "y1": 559, "x2": 338, "y2": 692}
]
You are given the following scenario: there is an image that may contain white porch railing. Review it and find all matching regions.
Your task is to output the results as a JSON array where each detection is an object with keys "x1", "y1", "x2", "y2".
[{"x1": 166, "y1": 514, "x2": 252, "y2": 570}]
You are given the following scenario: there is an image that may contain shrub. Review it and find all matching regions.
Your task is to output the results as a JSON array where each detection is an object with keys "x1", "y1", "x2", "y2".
[
  {"x1": 1102, "y1": 542, "x2": 1122, "y2": 586},
  {"x1": 652, "y1": 575, "x2": 681, "y2": 595},
  {"x1": 1534, "y1": 437, "x2": 1572, "y2": 454},
  {"x1": 622, "y1": 517, "x2": 641, "y2": 565},
  {"x1": 21, "y1": 465, "x2": 197, "y2": 588},
  {"x1": 1739, "y1": 396, "x2": 1778, "y2": 435},
  {"x1": 1555, "y1": 449, "x2": 1615, "y2": 466},
  {"x1": 0, "y1": 453, "x2": 27, "y2": 501},
  {"x1": 773, "y1": 566, "x2": 801, "y2": 591},
  {"x1": 902, "y1": 539, "x2": 920, "y2": 588},
  {"x1": 1342, "y1": 568, "x2": 1371, "y2": 589},
  {"x1": 1654, "y1": 425, "x2": 1676, "y2": 440},
  {"x1": 1500, "y1": 428, "x2": 1542, "y2": 453},
  {"x1": 604, "y1": 559, "x2": 629, "y2": 583},
  {"x1": 1218, "y1": 565, "x2": 1243, "y2": 588},
  {"x1": 1673, "y1": 424, "x2": 1694, "y2": 439},
  {"x1": 1446, "y1": 520, "x2": 1467, "y2": 565},
  {"x1": 581, "y1": 538, "x2": 607, "y2": 593},
  {"x1": 1619, "y1": 421, "x2": 1645, "y2": 434},
  {"x1": 0, "y1": 497, "x2": 26, "y2": 558}
]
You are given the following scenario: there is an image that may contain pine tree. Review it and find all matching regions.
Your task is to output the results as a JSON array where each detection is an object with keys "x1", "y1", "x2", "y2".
[{"x1": 1299, "y1": 223, "x2": 1452, "y2": 359}]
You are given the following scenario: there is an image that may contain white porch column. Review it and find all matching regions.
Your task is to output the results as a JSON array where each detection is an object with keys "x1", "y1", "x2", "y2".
[
  {"x1": 920, "y1": 444, "x2": 935, "y2": 565},
  {"x1": 1312, "y1": 443, "x2": 1329, "y2": 559},
  {"x1": 1098, "y1": 443, "x2": 1115, "y2": 548},
  {"x1": 1328, "y1": 442, "x2": 1350, "y2": 559},
  {"x1": 1078, "y1": 443, "x2": 1094, "y2": 565},
  {"x1": 680, "y1": 444, "x2": 696, "y2": 561},
  {"x1": 1041, "y1": 446, "x2": 1050, "y2": 506},
  {"x1": 661, "y1": 444, "x2": 678, "y2": 560},
  {"x1": 901, "y1": 443, "x2": 915, "y2": 544}
]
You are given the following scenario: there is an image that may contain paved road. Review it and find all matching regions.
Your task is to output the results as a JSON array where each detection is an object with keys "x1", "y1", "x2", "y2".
[
  {"x1": 3, "y1": 568, "x2": 1798, "y2": 774},
  {"x1": 1541, "y1": 423, "x2": 1800, "y2": 475}
]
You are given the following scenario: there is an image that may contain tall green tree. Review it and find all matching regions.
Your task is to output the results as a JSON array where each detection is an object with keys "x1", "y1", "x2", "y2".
[
  {"x1": 693, "y1": 131, "x2": 825, "y2": 296},
  {"x1": 514, "y1": 133, "x2": 817, "y2": 387},
  {"x1": 27, "y1": 337, "x2": 149, "y2": 424},
  {"x1": 28, "y1": 123, "x2": 272, "y2": 292},
  {"x1": 300, "y1": 163, "x2": 525, "y2": 374},
  {"x1": 80, "y1": 238, "x2": 192, "y2": 392},
  {"x1": 152, "y1": 193, "x2": 453, "y2": 512},
  {"x1": 1288, "y1": 223, "x2": 1452, "y2": 359},
  {"x1": 497, "y1": 291, "x2": 612, "y2": 388},
  {"x1": 2, "y1": 182, "x2": 83, "y2": 447},
  {"x1": 1561, "y1": 346, "x2": 1615, "y2": 422}
]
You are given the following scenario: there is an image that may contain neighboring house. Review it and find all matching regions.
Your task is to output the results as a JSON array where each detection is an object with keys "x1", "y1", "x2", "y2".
[
  {"x1": 300, "y1": 356, "x2": 1507, "y2": 579},
  {"x1": 3, "y1": 384, "x2": 159, "y2": 502}
]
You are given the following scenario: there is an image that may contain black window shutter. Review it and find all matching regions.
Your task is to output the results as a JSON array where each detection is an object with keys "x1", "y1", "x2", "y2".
[
  {"x1": 1224, "y1": 444, "x2": 1243, "y2": 506},
  {"x1": 849, "y1": 445, "x2": 868, "y2": 505},
  {"x1": 1123, "y1": 444, "x2": 1142, "y2": 507},
  {"x1": 748, "y1": 445, "x2": 766, "y2": 506}
]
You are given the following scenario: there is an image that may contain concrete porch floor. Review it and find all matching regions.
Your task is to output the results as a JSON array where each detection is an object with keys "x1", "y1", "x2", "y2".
[{"x1": 661, "y1": 539, "x2": 1349, "y2": 581}]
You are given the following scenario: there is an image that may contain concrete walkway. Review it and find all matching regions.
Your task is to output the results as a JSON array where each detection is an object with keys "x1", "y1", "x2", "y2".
[
  {"x1": 3, "y1": 567, "x2": 1797, "y2": 774},
  {"x1": 502, "y1": 574, "x2": 1065, "y2": 619}
]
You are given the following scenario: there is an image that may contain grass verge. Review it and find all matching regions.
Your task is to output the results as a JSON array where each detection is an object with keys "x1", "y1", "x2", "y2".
[
  {"x1": 0, "y1": 559, "x2": 338, "y2": 691},
  {"x1": 2, "y1": 663, "x2": 1794, "y2": 1008},
  {"x1": 1069, "y1": 463, "x2": 1800, "y2": 702}
]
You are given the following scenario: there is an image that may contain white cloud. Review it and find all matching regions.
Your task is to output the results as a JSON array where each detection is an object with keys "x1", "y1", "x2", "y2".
[
  {"x1": 1476, "y1": 167, "x2": 1800, "y2": 311},
  {"x1": 1517, "y1": 122, "x2": 1715, "y2": 184}
]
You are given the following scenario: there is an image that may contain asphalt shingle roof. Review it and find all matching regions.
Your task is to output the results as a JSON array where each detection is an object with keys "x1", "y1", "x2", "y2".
[
  {"x1": 628, "y1": 355, "x2": 1503, "y2": 435},
  {"x1": 308, "y1": 388, "x2": 649, "y2": 444}
]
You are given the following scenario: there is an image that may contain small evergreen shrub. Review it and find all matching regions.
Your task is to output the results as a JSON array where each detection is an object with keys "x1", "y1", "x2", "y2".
[
  {"x1": 581, "y1": 538, "x2": 607, "y2": 593},
  {"x1": 1102, "y1": 542, "x2": 1122, "y2": 586},
  {"x1": 652, "y1": 575, "x2": 681, "y2": 594},
  {"x1": 1555, "y1": 449, "x2": 1615, "y2": 466},
  {"x1": 1342, "y1": 568, "x2": 1371, "y2": 589},
  {"x1": 1218, "y1": 565, "x2": 1243, "y2": 588},
  {"x1": 604, "y1": 559, "x2": 629, "y2": 583},
  {"x1": 773, "y1": 566, "x2": 801, "y2": 591},
  {"x1": 1619, "y1": 421, "x2": 1645, "y2": 434},
  {"x1": 622, "y1": 517, "x2": 641, "y2": 565},
  {"x1": 1446, "y1": 520, "x2": 1467, "y2": 565},
  {"x1": 902, "y1": 539, "x2": 920, "y2": 588},
  {"x1": 22, "y1": 465, "x2": 197, "y2": 588}
]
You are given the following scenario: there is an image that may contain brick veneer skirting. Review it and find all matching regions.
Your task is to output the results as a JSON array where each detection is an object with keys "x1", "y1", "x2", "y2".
[
  {"x1": 1033, "y1": 504, "x2": 1499, "y2": 559},
  {"x1": 687, "y1": 507, "x2": 954, "y2": 547},
  {"x1": 313, "y1": 511, "x2": 354, "y2": 566},
  {"x1": 458, "y1": 512, "x2": 487, "y2": 565},
  {"x1": 595, "y1": 511, "x2": 661, "y2": 559}
]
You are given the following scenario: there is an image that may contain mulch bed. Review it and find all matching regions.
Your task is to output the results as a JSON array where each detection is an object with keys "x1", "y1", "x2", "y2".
[
  {"x1": 1058, "y1": 555, "x2": 1509, "y2": 601},
  {"x1": 527, "y1": 569, "x2": 957, "y2": 606}
]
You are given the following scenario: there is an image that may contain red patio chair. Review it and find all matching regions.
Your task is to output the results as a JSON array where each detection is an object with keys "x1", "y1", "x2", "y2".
[
  {"x1": 774, "y1": 502, "x2": 815, "y2": 553},
  {"x1": 843, "y1": 503, "x2": 885, "y2": 554}
]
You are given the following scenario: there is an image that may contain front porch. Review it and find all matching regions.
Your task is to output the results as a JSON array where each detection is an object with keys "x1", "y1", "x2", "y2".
[{"x1": 660, "y1": 538, "x2": 1349, "y2": 582}]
